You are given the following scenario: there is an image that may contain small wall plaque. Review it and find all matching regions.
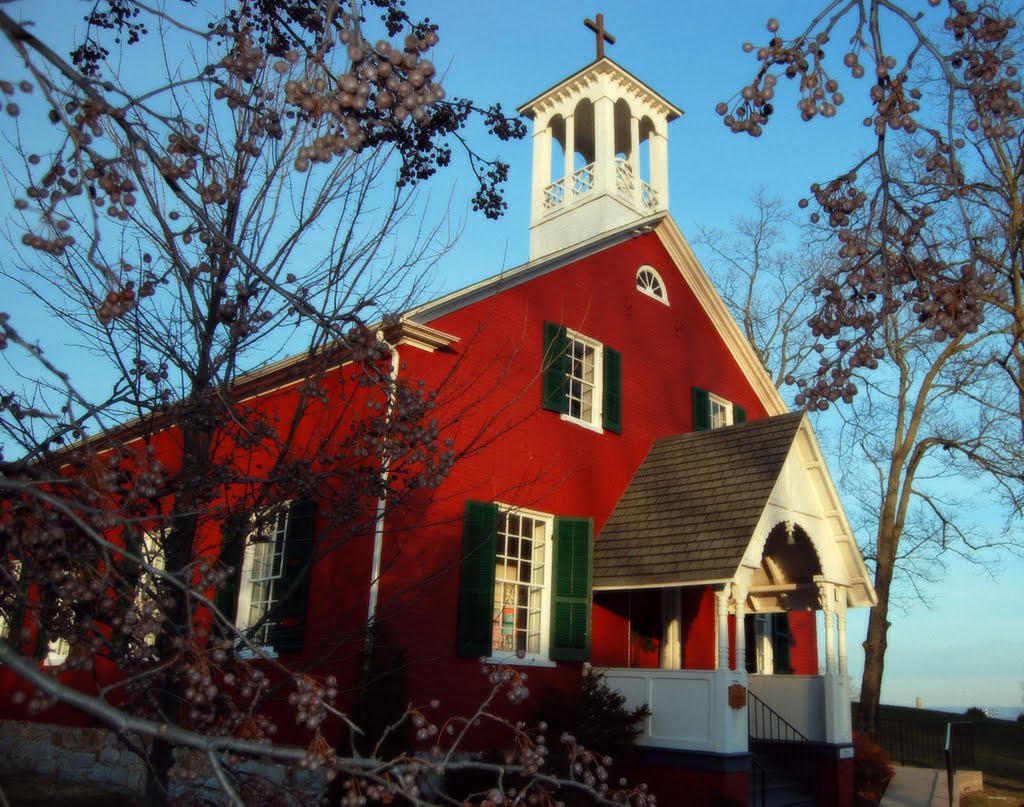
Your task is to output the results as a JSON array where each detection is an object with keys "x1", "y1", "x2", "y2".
[{"x1": 728, "y1": 683, "x2": 747, "y2": 709}]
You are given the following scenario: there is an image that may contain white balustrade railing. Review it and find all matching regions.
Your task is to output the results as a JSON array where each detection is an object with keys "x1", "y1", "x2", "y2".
[
  {"x1": 543, "y1": 178, "x2": 565, "y2": 209},
  {"x1": 614, "y1": 158, "x2": 658, "y2": 210},
  {"x1": 572, "y1": 163, "x2": 595, "y2": 197}
]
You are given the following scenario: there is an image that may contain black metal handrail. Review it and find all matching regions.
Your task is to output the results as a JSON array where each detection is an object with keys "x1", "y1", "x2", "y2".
[
  {"x1": 747, "y1": 689, "x2": 821, "y2": 798},
  {"x1": 945, "y1": 721, "x2": 975, "y2": 806},
  {"x1": 747, "y1": 688, "x2": 811, "y2": 744}
]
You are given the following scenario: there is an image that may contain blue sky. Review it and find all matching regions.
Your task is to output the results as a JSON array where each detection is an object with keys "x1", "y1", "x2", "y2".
[{"x1": 1, "y1": 0, "x2": 1021, "y2": 712}]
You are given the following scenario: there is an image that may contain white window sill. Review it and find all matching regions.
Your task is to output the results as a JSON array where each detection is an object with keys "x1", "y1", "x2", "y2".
[
  {"x1": 637, "y1": 287, "x2": 669, "y2": 305},
  {"x1": 236, "y1": 644, "x2": 278, "y2": 660},
  {"x1": 486, "y1": 653, "x2": 557, "y2": 668},
  {"x1": 560, "y1": 413, "x2": 604, "y2": 434}
]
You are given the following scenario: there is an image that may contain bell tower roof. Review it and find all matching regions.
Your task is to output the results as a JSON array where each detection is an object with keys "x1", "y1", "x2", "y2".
[
  {"x1": 517, "y1": 18, "x2": 683, "y2": 261},
  {"x1": 517, "y1": 58, "x2": 682, "y2": 124}
]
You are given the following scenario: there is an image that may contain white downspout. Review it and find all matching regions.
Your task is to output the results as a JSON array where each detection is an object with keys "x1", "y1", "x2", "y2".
[{"x1": 366, "y1": 334, "x2": 399, "y2": 636}]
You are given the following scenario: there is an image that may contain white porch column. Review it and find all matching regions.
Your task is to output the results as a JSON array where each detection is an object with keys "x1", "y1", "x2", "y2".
[
  {"x1": 819, "y1": 580, "x2": 851, "y2": 744},
  {"x1": 531, "y1": 119, "x2": 552, "y2": 221},
  {"x1": 594, "y1": 94, "x2": 616, "y2": 196},
  {"x1": 732, "y1": 570, "x2": 751, "y2": 673},
  {"x1": 564, "y1": 113, "x2": 576, "y2": 209},
  {"x1": 819, "y1": 581, "x2": 837, "y2": 675},
  {"x1": 660, "y1": 588, "x2": 682, "y2": 670},
  {"x1": 650, "y1": 127, "x2": 669, "y2": 210},
  {"x1": 715, "y1": 586, "x2": 730, "y2": 671},
  {"x1": 836, "y1": 587, "x2": 849, "y2": 676},
  {"x1": 835, "y1": 585, "x2": 853, "y2": 742},
  {"x1": 629, "y1": 112, "x2": 641, "y2": 203}
]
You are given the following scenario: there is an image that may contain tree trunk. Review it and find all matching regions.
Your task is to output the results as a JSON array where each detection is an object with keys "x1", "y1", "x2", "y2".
[
  {"x1": 859, "y1": 585, "x2": 891, "y2": 736},
  {"x1": 141, "y1": 420, "x2": 211, "y2": 805},
  {"x1": 859, "y1": 521, "x2": 898, "y2": 737}
]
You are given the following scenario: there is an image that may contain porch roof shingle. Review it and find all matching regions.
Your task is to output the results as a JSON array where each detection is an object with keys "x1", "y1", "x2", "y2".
[{"x1": 593, "y1": 412, "x2": 805, "y2": 589}]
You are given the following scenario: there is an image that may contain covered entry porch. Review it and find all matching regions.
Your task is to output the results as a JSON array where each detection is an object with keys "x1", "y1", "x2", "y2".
[{"x1": 591, "y1": 413, "x2": 876, "y2": 757}]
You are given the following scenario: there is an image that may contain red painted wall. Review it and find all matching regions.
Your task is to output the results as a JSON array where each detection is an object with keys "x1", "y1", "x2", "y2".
[
  {"x1": 788, "y1": 611, "x2": 819, "y2": 675},
  {"x1": 4, "y1": 230, "x2": 825, "y2": 754},
  {"x1": 347, "y1": 232, "x2": 775, "y2": 714},
  {"x1": 622, "y1": 760, "x2": 749, "y2": 807}
]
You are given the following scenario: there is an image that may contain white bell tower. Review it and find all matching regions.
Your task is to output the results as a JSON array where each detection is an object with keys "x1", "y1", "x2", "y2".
[{"x1": 517, "y1": 15, "x2": 682, "y2": 261}]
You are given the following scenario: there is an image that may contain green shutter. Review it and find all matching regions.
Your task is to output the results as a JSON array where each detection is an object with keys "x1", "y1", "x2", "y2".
[
  {"x1": 457, "y1": 501, "x2": 499, "y2": 657},
  {"x1": 771, "y1": 613, "x2": 792, "y2": 674},
  {"x1": 734, "y1": 405, "x2": 747, "y2": 424},
  {"x1": 272, "y1": 500, "x2": 317, "y2": 654},
  {"x1": 602, "y1": 345, "x2": 622, "y2": 433},
  {"x1": 215, "y1": 514, "x2": 249, "y2": 626},
  {"x1": 550, "y1": 516, "x2": 592, "y2": 662},
  {"x1": 542, "y1": 322, "x2": 569, "y2": 413},
  {"x1": 693, "y1": 387, "x2": 711, "y2": 431}
]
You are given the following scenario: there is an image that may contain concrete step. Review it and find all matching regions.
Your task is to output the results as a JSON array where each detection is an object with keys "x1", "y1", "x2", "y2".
[{"x1": 750, "y1": 757, "x2": 816, "y2": 807}]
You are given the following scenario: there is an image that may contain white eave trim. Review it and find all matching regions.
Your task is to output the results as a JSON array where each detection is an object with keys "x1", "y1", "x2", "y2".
[
  {"x1": 407, "y1": 213, "x2": 668, "y2": 324},
  {"x1": 517, "y1": 57, "x2": 683, "y2": 120}
]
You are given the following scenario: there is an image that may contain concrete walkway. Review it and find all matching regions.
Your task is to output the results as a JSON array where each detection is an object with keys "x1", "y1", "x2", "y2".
[{"x1": 881, "y1": 766, "x2": 984, "y2": 807}]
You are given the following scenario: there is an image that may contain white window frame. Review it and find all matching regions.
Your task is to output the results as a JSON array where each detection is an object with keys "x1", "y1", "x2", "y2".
[
  {"x1": 236, "y1": 506, "x2": 291, "y2": 654},
  {"x1": 561, "y1": 329, "x2": 604, "y2": 433},
  {"x1": 636, "y1": 265, "x2": 669, "y2": 304},
  {"x1": 42, "y1": 565, "x2": 70, "y2": 667},
  {"x1": 136, "y1": 531, "x2": 167, "y2": 653},
  {"x1": 709, "y1": 393, "x2": 734, "y2": 430},
  {"x1": 0, "y1": 559, "x2": 20, "y2": 642},
  {"x1": 490, "y1": 505, "x2": 555, "y2": 667},
  {"x1": 46, "y1": 636, "x2": 71, "y2": 666}
]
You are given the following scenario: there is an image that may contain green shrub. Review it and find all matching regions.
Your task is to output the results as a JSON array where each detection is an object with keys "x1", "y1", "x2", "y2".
[
  {"x1": 965, "y1": 706, "x2": 988, "y2": 720},
  {"x1": 535, "y1": 668, "x2": 651, "y2": 753}
]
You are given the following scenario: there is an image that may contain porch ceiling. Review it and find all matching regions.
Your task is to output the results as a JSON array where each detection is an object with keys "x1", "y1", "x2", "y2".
[{"x1": 593, "y1": 413, "x2": 876, "y2": 607}]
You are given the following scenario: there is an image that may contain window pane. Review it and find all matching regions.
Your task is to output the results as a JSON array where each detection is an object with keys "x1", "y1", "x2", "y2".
[
  {"x1": 493, "y1": 513, "x2": 548, "y2": 656},
  {"x1": 566, "y1": 337, "x2": 597, "y2": 424},
  {"x1": 240, "y1": 508, "x2": 290, "y2": 645}
]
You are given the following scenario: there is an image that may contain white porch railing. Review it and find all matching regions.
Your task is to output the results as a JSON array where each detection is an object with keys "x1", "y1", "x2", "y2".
[
  {"x1": 602, "y1": 668, "x2": 748, "y2": 754},
  {"x1": 604, "y1": 669, "x2": 851, "y2": 753}
]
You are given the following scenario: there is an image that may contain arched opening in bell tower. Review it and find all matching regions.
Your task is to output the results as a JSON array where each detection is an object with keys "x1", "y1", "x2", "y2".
[
  {"x1": 548, "y1": 114, "x2": 566, "y2": 183},
  {"x1": 639, "y1": 115, "x2": 656, "y2": 185}
]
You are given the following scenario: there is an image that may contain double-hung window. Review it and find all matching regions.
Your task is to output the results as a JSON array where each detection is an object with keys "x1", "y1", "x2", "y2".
[
  {"x1": 237, "y1": 509, "x2": 289, "y2": 648},
  {"x1": 0, "y1": 559, "x2": 21, "y2": 642},
  {"x1": 566, "y1": 333, "x2": 601, "y2": 425},
  {"x1": 542, "y1": 322, "x2": 622, "y2": 433},
  {"x1": 493, "y1": 509, "x2": 551, "y2": 657},
  {"x1": 458, "y1": 501, "x2": 593, "y2": 664},
  {"x1": 693, "y1": 387, "x2": 746, "y2": 431},
  {"x1": 217, "y1": 500, "x2": 317, "y2": 655}
]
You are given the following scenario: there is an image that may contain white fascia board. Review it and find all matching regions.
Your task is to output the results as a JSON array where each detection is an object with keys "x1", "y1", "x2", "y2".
[{"x1": 406, "y1": 213, "x2": 668, "y2": 325}]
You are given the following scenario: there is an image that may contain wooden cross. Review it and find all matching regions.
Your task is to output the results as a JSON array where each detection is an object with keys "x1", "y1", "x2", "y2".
[{"x1": 584, "y1": 13, "x2": 615, "y2": 60}]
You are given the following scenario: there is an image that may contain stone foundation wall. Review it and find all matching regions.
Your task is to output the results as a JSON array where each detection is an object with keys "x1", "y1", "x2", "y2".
[
  {"x1": 0, "y1": 720, "x2": 147, "y2": 796},
  {"x1": 0, "y1": 720, "x2": 325, "y2": 802}
]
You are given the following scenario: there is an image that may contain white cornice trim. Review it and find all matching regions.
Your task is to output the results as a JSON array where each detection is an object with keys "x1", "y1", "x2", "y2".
[
  {"x1": 518, "y1": 57, "x2": 683, "y2": 120},
  {"x1": 407, "y1": 213, "x2": 668, "y2": 324}
]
